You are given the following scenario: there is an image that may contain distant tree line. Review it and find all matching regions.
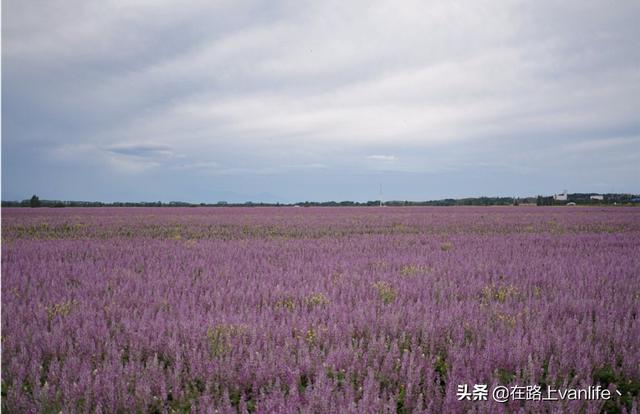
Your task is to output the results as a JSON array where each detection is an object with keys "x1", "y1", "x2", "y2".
[
  {"x1": 2, "y1": 198, "x2": 200, "y2": 208},
  {"x1": 3, "y1": 194, "x2": 639, "y2": 208}
]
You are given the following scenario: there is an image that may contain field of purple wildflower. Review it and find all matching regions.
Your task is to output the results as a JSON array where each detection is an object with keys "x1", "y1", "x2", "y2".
[{"x1": 2, "y1": 207, "x2": 639, "y2": 413}]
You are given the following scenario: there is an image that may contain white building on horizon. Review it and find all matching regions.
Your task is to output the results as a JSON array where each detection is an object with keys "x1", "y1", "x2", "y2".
[
  {"x1": 553, "y1": 190, "x2": 568, "y2": 201},
  {"x1": 590, "y1": 195, "x2": 604, "y2": 201}
]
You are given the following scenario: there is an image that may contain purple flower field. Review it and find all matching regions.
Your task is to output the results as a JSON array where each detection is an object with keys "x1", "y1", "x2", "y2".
[{"x1": 2, "y1": 207, "x2": 639, "y2": 413}]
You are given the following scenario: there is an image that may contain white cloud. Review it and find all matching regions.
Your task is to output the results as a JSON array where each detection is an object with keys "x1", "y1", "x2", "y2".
[{"x1": 367, "y1": 155, "x2": 397, "y2": 162}]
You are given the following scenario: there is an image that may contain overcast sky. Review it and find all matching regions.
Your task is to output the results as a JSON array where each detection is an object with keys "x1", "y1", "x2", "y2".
[{"x1": 3, "y1": 0, "x2": 639, "y2": 203}]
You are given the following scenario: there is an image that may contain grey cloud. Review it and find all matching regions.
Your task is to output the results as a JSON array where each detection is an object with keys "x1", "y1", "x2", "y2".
[
  {"x1": 2, "y1": 0, "x2": 639, "y2": 201},
  {"x1": 106, "y1": 144, "x2": 173, "y2": 158}
]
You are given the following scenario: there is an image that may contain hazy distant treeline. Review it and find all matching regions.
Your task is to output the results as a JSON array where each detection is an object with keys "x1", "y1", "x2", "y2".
[{"x1": 3, "y1": 193, "x2": 639, "y2": 208}]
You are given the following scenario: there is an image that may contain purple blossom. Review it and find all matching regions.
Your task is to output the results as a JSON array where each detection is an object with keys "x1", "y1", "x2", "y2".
[{"x1": 2, "y1": 207, "x2": 639, "y2": 412}]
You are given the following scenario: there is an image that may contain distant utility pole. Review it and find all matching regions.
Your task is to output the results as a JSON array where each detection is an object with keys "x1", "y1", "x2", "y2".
[{"x1": 379, "y1": 184, "x2": 383, "y2": 207}]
